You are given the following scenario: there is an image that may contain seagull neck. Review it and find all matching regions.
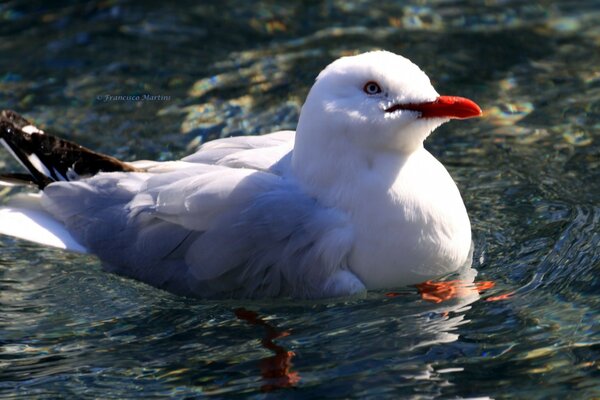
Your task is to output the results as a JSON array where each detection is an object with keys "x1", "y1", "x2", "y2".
[{"x1": 291, "y1": 134, "x2": 417, "y2": 207}]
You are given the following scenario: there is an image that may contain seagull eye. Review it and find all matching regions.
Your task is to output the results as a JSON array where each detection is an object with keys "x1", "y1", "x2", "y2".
[{"x1": 363, "y1": 81, "x2": 382, "y2": 95}]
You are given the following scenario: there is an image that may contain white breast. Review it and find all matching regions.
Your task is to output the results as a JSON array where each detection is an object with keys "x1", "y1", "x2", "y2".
[{"x1": 347, "y1": 148, "x2": 472, "y2": 288}]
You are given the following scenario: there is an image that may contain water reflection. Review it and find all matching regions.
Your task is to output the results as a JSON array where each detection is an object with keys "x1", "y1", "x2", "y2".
[
  {"x1": 234, "y1": 308, "x2": 300, "y2": 392},
  {"x1": 0, "y1": 0, "x2": 599, "y2": 398},
  {"x1": 226, "y1": 267, "x2": 509, "y2": 395}
]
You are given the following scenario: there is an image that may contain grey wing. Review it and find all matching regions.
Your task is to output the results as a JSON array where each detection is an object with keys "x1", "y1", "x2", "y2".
[
  {"x1": 129, "y1": 131, "x2": 294, "y2": 174},
  {"x1": 181, "y1": 130, "x2": 294, "y2": 172},
  {"x1": 41, "y1": 165, "x2": 364, "y2": 299}
]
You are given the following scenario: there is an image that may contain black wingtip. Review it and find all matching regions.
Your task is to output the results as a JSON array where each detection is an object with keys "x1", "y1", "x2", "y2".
[
  {"x1": 0, "y1": 173, "x2": 37, "y2": 186},
  {"x1": 0, "y1": 110, "x2": 52, "y2": 188},
  {"x1": 0, "y1": 109, "x2": 33, "y2": 129},
  {"x1": 1, "y1": 109, "x2": 138, "y2": 189}
]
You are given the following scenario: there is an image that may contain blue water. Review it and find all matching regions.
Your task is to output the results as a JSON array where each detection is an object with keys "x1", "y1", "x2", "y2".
[{"x1": 1, "y1": 1, "x2": 599, "y2": 398}]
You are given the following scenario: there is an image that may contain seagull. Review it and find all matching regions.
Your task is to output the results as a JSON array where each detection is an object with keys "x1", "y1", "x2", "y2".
[{"x1": 0, "y1": 51, "x2": 482, "y2": 299}]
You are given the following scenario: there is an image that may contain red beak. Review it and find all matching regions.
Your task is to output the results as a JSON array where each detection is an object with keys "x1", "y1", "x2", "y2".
[{"x1": 385, "y1": 96, "x2": 482, "y2": 120}]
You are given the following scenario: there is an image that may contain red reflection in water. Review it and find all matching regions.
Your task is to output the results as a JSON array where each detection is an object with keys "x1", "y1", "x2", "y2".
[
  {"x1": 415, "y1": 280, "x2": 496, "y2": 303},
  {"x1": 386, "y1": 280, "x2": 513, "y2": 303},
  {"x1": 234, "y1": 308, "x2": 300, "y2": 392},
  {"x1": 485, "y1": 291, "x2": 515, "y2": 302}
]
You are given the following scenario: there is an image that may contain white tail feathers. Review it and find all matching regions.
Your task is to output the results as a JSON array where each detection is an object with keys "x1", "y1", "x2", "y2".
[{"x1": 0, "y1": 193, "x2": 87, "y2": 253}]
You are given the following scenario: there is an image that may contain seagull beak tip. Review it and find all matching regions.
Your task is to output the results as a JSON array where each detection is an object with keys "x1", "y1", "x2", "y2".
[{"x1": 440, "y1": 96, "x2": 483, "y2": 120}]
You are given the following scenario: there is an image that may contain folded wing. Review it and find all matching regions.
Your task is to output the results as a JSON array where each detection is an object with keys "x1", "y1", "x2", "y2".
[
  {"x1": 0, "y1": 111, "x2": 361, "y2": 299},
  {"x1": 41, "y1": 162, "x2": 356, "y2": 298}
]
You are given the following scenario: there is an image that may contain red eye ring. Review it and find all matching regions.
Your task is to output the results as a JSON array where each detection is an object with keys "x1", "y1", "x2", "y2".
[{"x1": 363, "y1": 81, "x2": 382, "y2": 95}]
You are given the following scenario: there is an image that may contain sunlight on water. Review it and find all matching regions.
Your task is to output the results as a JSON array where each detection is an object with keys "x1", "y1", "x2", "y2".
[{"x1": 0, "y1": 0, "x2": 599, "y2": 398}]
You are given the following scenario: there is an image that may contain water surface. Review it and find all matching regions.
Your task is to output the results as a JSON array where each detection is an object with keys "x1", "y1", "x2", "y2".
[{"x1": 1, "y1": 1, "x2": 599, "y2": 398}]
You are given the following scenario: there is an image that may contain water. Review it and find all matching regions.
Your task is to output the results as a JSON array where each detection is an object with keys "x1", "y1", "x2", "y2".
[{"x1": 0, "y1": 0, "x2": 599, "y2": 398}]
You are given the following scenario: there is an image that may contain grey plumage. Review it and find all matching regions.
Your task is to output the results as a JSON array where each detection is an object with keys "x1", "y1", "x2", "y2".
[
  {"x1": 1, "y1": 110, "x2": 359, "y2": 299},
  {"x1": 41, "y1": 162, "x2": 356, "y2": 299}
]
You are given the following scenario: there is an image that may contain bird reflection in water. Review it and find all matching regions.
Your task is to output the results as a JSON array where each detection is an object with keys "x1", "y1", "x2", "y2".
[{"x1": 234, "y1": 308, "x2": 300, "y2": 392}]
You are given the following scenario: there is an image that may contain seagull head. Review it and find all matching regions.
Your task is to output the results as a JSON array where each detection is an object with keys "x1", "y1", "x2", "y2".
[{"x1": 295, "y1": 51, "x2": 482, "y2": 155}]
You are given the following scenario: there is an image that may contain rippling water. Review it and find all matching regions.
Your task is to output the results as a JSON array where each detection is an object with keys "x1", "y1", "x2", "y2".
[{"x1": 1, "y1": 1, "x2": 599, "y2": 398}]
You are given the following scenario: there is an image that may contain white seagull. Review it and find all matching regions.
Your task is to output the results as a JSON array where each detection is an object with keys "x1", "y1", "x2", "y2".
[{"x1": 0, "y1": 51, "x2": 481, "y2": 299}]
